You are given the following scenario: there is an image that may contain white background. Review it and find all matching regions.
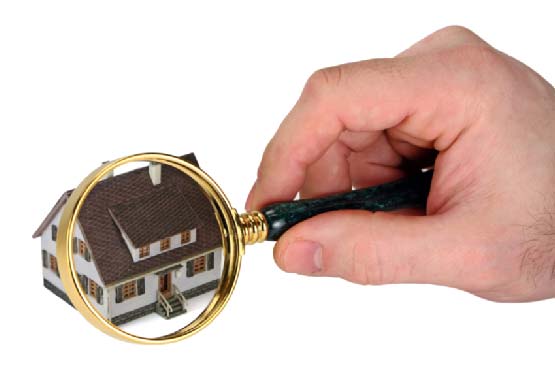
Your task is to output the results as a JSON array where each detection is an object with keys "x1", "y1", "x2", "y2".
[{"x1": 1, "y1": 1, "x2": 554, "y2": 367}]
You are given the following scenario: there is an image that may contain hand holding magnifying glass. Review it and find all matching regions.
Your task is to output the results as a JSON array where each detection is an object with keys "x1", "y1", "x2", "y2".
[
  {"x1": 49, "y1": 152, "x2": 430, "y2": 344},
  {"x1": 39, "y1": 25, "x2": 555, "y2": 345},
  {"x1": 246, "y1": 26, "x2": 555, "y2": 303}
]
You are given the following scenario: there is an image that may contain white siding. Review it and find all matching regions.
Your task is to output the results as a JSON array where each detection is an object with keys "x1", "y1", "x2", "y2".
[
  {"x1": 121, "y1": 228, "x2": 198, "y2": 263},
  {"x1": 40, "y1": 205, "x2": 108, "y2": 316},
  {"x1": 173, "y1": 247, "x2": 222, "y2": 292},
  {"x1": 109, "y1": 247, "x2": 222, "y2": 318},
  {"x1": 108, "y1": 274, "x2": 159, "y2": 317},
  {"x1": 40, "y1": 205, "x2": 222, "y2": 322}
]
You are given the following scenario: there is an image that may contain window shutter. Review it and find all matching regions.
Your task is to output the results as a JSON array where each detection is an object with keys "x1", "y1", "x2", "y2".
[
  {"x1": 42, "y1": 250, "x2": 48, "y2": 268},
  {"x1": 81, "y1": 275, "x2": 88, "y2": 294},
  {"x1": 96, "y1": 286, "x2": 103, "y2": 304},
  {"x1": 207, "y1": 252, "x2": 215, "y2": 270},
  {"x1": 137, "y1": 278, "x2": 145, "y2": 295},
  {"x1": 186, "y1": 260, "x2": 193, "y2": 277},
  {"x1": 115, "y1": 286, "x2": 123, "y2": 303},
  {"x1": 84, "y1": 247, "x2": 91, "y2": 262},
  {"x1": 72, "y1": 237, "x2": 78, "y2": 253},
  {"x1": 51, "y1": 225, "x2": 58, "y2": 241}
]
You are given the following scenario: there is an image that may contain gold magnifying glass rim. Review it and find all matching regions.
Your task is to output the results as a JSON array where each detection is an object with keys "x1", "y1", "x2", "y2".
[{"x1": 56, "y1": 153, "x2": 245, "y2": 344}]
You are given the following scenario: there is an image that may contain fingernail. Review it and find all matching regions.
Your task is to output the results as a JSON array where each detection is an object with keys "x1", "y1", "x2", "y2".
[{"x1": 282, "y1": 240, "x2": 322, "y2": 274}]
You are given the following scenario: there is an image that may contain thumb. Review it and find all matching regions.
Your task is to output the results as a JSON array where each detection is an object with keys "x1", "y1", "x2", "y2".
[{"x1": 273, "y1": 210, "x2": 461, "y2": 286}]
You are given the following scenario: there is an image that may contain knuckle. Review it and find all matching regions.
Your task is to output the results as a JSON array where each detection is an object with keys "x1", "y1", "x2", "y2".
[
  {"x1": 345, "y1": 216, "x2": 387, "y2": 285},
  {"x1": 303, "y1": 66, "x2": 343, "y2": 98},
  {"x1": 443, "y1": 42, "x2": 503, "y2": 71},
  {"x1": 348, "y1": 240, "x2": 379, "y2": 285},
  {"x1": 436, "y1": 25, "x2": 480, "y2": 40},
  {"x1": 436, "y1": 43, "x2": 515, "y2": 99}
]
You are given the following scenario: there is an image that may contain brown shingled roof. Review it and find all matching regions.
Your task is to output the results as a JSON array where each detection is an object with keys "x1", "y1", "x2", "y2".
[
  {"x1": 32, "y1": 190, "x2": 73, "y2": 239},
  {"x1": 33, "y1": 153, "x2": 222, "y2": 286},
  {"x1": 109, "y1": 186, "x2": 200, "y2": 248}
]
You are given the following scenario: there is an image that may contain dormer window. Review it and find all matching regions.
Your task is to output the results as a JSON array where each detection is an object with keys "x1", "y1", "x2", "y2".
[
  {"x1": 139, "y1": 245, "x2": 150, "y2": 258},
  {"x1": 181, "y1": 230, "x2": 191, "y2": 244},
  {"x1": 160, "y1": 237, "x2": 170, "y2": 251},
  {"x1": 108, "y1": 187, "x2": 199, "y2": 262}
]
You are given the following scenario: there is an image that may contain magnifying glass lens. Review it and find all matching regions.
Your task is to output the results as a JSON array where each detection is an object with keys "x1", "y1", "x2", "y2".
[
  {"x1": 52, "y1": 152, "x2": 430, "y2": 343},
  {"x1": 70, "y1": 156, "x2": 224, "y2": 338}
]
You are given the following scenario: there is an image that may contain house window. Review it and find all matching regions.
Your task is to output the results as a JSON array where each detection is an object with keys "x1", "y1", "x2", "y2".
[
  {"x1": 88, "y1": 279, "x2": 103, "y2": 304},
  {"x1": 116, "y1": 279, "x2": 140, "y2": 303},
  {"x1": 193, "y1": 255, "x2": 206, "y2": 273},
  {"x1": 186, "y1": 255, "x2": 208, "y2": 277},
  {"x1": 160, "y1": 237, "x2": 170, "y2": 251},
  {"x1": 77, "y1": 240, "x2": 91, "y2": 262},
  {"x1": 49, "y1": 255, "x2": 58, "y2": 275},
  {"x1": 122, "y1": 281, "x2": 137, "y2": 300},
  {"x1": 139, "y1": 245, "x2": 150, "y2": 258},
  {"x1": 89, "y1": 279, "x2": 98, "y2": 298},
  {"x1": 79, "y1": 240, "x2": 87, "y2": 255},
  {"x1": 51, "y1": 225, "x2": 58, "y2": 241},
  {"x1": 181, "y1": 230, "x2": 191, "y2": 244}
]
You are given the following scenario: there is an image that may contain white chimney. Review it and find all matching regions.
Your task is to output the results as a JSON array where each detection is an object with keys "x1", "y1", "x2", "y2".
[
  {"x1": 101, "y1": 161, "x2": 114, "y2": 179},
  {"x1": 149, "y1": 163, "x2": 161, "y2": 185}
]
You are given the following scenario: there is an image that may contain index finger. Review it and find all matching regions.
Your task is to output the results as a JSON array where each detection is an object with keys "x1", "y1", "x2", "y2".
[{"x1": 245, "y1": 55, "x2": 470, "y2": 210}]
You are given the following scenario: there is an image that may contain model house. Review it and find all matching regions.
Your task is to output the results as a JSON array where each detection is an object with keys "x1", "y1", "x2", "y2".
[{"x1": 33, "y1": 153, "x2": 222, "y2": 325}]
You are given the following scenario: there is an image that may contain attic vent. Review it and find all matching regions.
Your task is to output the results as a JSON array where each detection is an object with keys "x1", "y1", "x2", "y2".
[{"x1": 149, "y1": 163, "x2": 161, "y2": 186}]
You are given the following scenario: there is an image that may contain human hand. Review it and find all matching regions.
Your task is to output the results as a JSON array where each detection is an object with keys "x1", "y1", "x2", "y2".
[{"x1": 245, "y1": 26, "x2": 555, "y2": 302}]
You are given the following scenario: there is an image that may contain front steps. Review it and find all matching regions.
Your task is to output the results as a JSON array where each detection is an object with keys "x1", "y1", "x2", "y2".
[{"x1": 156, "y1": 294, "x2": 187, "y2": 319}]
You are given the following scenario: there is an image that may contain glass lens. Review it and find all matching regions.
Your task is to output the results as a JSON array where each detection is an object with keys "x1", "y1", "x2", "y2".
[{"x1": 57, "y1": 156, "x2": 224, "y2": 338}]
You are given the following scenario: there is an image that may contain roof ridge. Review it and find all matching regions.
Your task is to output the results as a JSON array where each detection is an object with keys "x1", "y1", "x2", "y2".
[
  {"x1": 32, "y1": 153, "x2": 198, "y2": 239},
  {"x1": 32, "y1": 190, "x2": 72, "y2": 238}
]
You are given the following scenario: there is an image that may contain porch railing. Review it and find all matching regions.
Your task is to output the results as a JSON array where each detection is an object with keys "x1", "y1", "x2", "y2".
[
  {"x1": 173, "y1": 284, "x2": 188, "y2": 310},
  {"x1": 157, "y1": 291, "x2": 173, "y2": 317}
]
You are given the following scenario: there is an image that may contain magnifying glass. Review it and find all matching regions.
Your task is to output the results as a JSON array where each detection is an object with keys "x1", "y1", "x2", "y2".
[{"x1": 52, "y1": 152, "x2": 432, "y2": 344}]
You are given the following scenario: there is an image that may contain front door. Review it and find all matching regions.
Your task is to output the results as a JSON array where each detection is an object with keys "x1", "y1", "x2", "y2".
[{"x1": 158, "y1": 272, "x2": 172, "y2": 298}]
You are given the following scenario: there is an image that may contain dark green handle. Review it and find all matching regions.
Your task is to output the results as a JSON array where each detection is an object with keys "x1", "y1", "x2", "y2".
[{"x1": 261, "y1": 170, "x2": 433, "y2": 241}]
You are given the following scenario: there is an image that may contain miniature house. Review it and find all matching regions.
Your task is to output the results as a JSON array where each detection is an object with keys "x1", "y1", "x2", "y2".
[{"x1": 32, "y1": 153, "x2": 222, "y2": 325}]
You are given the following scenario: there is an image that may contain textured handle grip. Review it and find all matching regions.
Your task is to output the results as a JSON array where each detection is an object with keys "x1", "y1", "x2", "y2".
[{"x1": 261, "y1": 170, "x2": 433, "y2": 241}]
